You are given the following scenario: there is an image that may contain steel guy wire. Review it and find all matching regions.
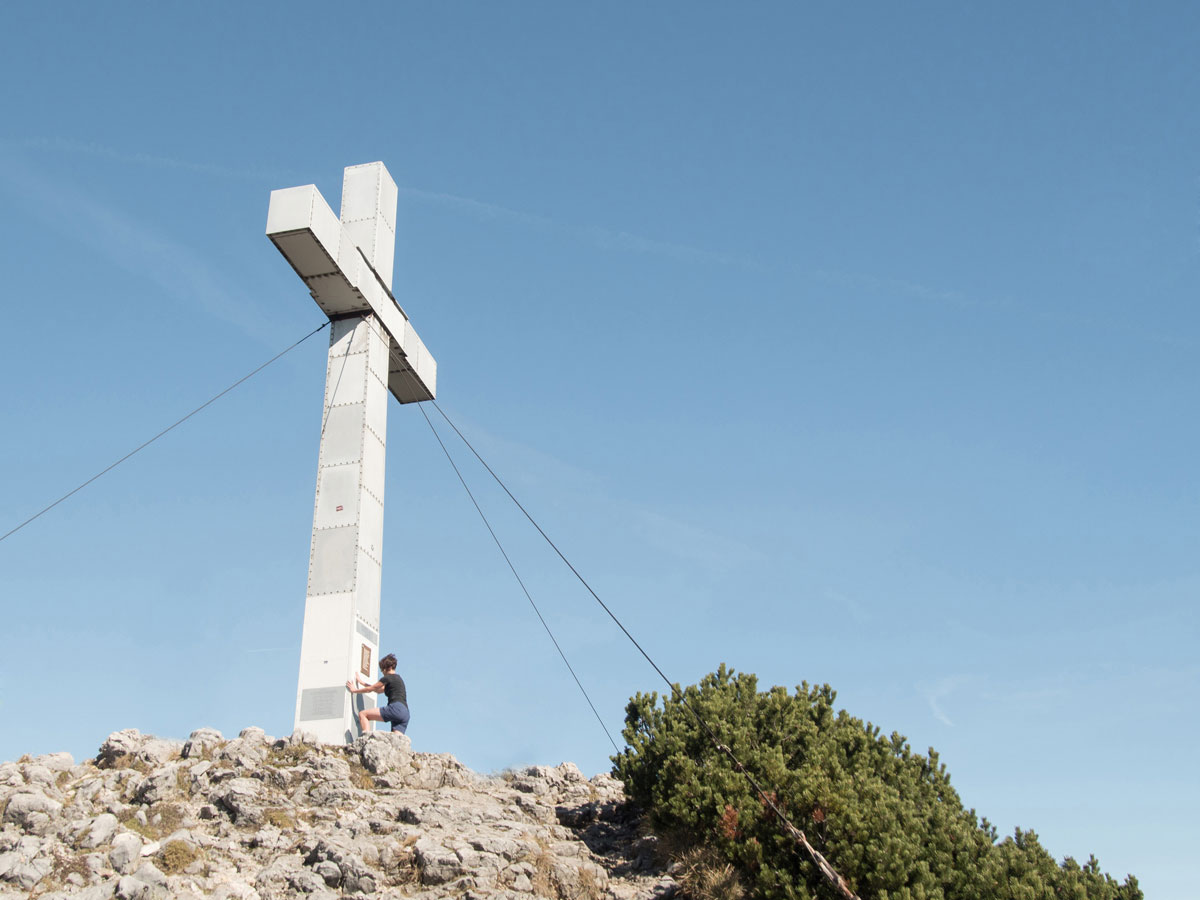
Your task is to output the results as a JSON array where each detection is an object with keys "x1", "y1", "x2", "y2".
[
  {"x1": 361, "y1": 313, "x2": 859, "y2": 897},
  {"x1": 359, "y1": 314, "x2": 620, "y2": 754},
  {"x1": 0, "y1": 321, "x2": 330, "y2": 546},
  {"x1": 416, "y1": 400, "x2": 621, "y2": 755},
  {"x1": 416, "y1": 373, "x2": 861, "y2": 899}
]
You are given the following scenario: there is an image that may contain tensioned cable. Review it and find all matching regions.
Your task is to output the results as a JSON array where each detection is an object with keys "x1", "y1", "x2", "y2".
[
  {"x1": 0, "y1": 321, "x2": 330, "y2": 546},
  {"x1": 415, "y1": 400, "x2": 620, "y2": 755},
  {"x1": 428, "y1": 399, "x2": 681, "y2": 694},
  {"x1": 359, "y1": 316, "x2": 619, "y2": 753},
  {"x1": 368, "y1": 315, "x2": 858, "y2": 897},
  {"x1": 423, "y1": 394, "x2": 860, "y2": 899}
]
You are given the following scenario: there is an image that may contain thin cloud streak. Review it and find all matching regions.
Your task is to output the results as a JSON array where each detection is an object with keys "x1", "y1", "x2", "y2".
[
  {"x1": 400, "y1": 186, "x2": 766, "y2": 271},
  {"x1": 23, "y1": 136, "x2": 1183, "y2": 354},
  {"x1": 7, "y1": 137, "x2": 765, "y2": 272},
  {"x1": 920, "y1": 675, "x2": 970, "y2": 727},
  {"x1": 0, "y1": 152, "x2": 281, "y2": 344},
  {"x1": 424, "y1": 404, "x2": 762, "y2": 573},
  {"x1": 0, "y1": 136, "x2": 289, "y2": 181},
  {"x1": 814, "y1": 268, "x2": 990, "y2": 310}
]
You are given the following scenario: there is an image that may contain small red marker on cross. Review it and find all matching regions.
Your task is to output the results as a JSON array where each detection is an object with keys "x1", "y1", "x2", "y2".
[{"x1": 336, "y1": 505, "x2": 344, "y2": 512}]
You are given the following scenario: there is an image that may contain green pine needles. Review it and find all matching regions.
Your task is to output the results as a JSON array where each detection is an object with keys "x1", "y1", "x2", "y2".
[{"x1": 612, "y1": 665, "x2": 1140, "y2": 900}]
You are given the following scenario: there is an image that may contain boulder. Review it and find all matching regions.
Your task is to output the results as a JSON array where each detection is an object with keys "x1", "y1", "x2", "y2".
[
  {"x1": 133, "y1": 762, "x2": 185, "y2": 805},
  {"x1": 238, "y1": 726, "x2": 271, "y2": 744},
  {"x1": 116, "y1": 873, "x2": 166, "y2": 900},
  {"x1": 217, "y1": 777, "x2": 263, "y2": 823},
  {"x1": 283, "y1": 729, "x2": 318, "y2": 747},
  {"x1": 131, "y1": 861, "x2": 168, "y2": 887},
  {"x1": 414, "y1": 836, "x2": 465, "y2": 884},
  {"x1": 80, "y1": 812, "x2": 120, "y2": 849},
  {"x1": 97, "y1": 730, "x2": 181, "y2": 769},
  {"x1": 0, "y1": 835, "x2": 54, "y2": 890},
  {"x1": 138, "y1": 739, "x2": 183, "y2": 767},
  {"x1": 3, "y1": 790, "x2": 63, "y2": 833},
  {"x1": 23, "y1": 763, "x2": 58, "y2": 787},
  {"x1": 356, "y1": 731, "x2": 412, "y2": 774},
  {"x1": 2, "y1": 857, "x2": 53, "y2": 890},
  {"x1": 98, "y1": 730, "x2": 145, "y2": 767},
  {"x1": 37, "y1": 752, "x2": 76, "y2": 773},
  {"x1": 181, "y1": 728, "x2": 224, "y2": 760},
  {"x1": 109, "y1": 832, "x2": 143, "y2": 874},
  {"x1": 218, "y1": 736, "x2": 269, "y2": 770}
]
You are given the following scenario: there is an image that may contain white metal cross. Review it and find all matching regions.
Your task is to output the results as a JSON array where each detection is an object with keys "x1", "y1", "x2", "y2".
[{"x1": 266, "y1": 162, "x2": 437, "y2": 743}]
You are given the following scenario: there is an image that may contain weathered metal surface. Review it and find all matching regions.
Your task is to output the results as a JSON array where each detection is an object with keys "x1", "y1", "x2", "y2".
[
  {"x1": 267, "y1": 163, "x2": 435, "y2": 744},
  {"x1": 267, "y1": 163, "x2": 437, "y2": 403}
]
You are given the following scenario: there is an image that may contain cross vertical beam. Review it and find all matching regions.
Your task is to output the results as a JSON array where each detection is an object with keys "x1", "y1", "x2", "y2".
[
  {"x1": 267, "y1": 162, "x2": 436, "y2": 744},
  {"x1": 294, "y1": 313, "x2": 389, "y2": 743}
]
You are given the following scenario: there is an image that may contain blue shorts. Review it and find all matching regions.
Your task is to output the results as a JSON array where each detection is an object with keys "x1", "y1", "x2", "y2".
[{"x1": 379, "y1": 701, "x2": 410, "y2": 733}]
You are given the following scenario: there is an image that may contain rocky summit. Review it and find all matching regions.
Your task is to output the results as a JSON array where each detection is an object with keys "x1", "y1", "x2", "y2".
[{"x1": 0, "y1": 728, "x2": 677, "y2": 900}]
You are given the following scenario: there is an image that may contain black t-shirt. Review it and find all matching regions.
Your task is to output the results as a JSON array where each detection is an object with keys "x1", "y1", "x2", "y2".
[{"x1": 380, "y1": 673, "x2": 407, "y2": 706}]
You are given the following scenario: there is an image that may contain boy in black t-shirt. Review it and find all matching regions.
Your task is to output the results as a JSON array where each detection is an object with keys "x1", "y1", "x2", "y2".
[{"x1": 346, "y1": 653, "x2": 410, "y2": 735}]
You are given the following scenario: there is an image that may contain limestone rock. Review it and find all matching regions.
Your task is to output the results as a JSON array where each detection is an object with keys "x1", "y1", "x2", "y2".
[
  {"x1": 1, "y1": 726, "x2": 672, "y2": 899},
  {"x1": 3, "y1": 790, "x2": 63, "y2": 833},
  {"x1": 217, "y1": 777, "x2": 263, "y2": 824},
  {"x1": 109, "y1": 832, "x2": 143, "y2": 874},
  {"x1": 96, "y1": 730, "x2": 181, "y2": 770},
  {"x1": 181, "y1": 728, "x2": 224, "y2": 760},
  {"x1": 79, "y1": 812, "x2": 120, "y2": 849},
  {"x1": 355, "y1": 730, "x2": 412, "y2": 774},
  {"x1": 38, "y1": 752, "x2": 77, "y2": 773},
  {"x1": 284, "y1": 729, "x2": 317, "y2": 747}
]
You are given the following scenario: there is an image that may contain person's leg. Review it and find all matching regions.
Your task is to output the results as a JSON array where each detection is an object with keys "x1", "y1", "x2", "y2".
[
  {"x1": 358, "y1": 707, "x2": 384, "y2": 734},
  {"x1": 390, "y1": 703, "x2": 410, "y2": 734}
]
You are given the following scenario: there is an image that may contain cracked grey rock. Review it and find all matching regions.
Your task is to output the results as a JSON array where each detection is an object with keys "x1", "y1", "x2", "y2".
[
  {"x1": 181, "y1": 727, "x2": 224, "y2": 760},
  {"x1": 79, "y1": 812, "x2": 120, "y2": 848},
  {"x1": 109, "y1": 832, "x2": 143, "y2": 874},
  {"x1": 0, "y1": 728, "x2": 668, "y2": 900},
  {"x1": 3, "y1": 790, "x2": 63, "y2": 834}
]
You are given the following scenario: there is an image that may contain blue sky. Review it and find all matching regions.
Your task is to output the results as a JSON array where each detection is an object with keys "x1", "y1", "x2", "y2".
[{"x1": 1, "y1": 2, "x2": 1196, "y2": 896}]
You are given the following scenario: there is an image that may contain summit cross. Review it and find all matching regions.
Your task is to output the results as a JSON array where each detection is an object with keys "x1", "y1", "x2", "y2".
[{"x1": 266, "y1": 162, "x2": 437, "y2": 744}]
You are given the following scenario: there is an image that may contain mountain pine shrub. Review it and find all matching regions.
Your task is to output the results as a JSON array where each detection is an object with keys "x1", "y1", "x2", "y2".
[{"x1": 612, "y1": 665, "x2": 1141, "y2": 900}]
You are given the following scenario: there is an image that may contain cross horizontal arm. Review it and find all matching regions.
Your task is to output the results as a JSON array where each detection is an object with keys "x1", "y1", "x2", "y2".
[{"x1": 266, "y1": 184, "x2": 436, "y2": 403}]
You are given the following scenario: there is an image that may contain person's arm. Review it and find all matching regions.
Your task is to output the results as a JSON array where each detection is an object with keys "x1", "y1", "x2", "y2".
[{"x1": 345, "y1": 678, "x2": 384, "y2": 694}]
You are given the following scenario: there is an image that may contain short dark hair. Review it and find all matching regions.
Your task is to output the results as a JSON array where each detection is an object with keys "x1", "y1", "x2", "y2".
[{"x1": 379, "y1": 653, "x2": 398, "y2": 672}]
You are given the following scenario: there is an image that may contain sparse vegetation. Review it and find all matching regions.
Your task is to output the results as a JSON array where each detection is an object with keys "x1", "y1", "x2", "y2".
[
  {"x1": 100, "y1": 754, "x2": 149, "y2": 773},
  {"x1": 672, "y1": 845, "x2": 746, "y2": 900},
  {"x1": 159, "y1": 840, "x2": 200, "y2": 874},
  {"x1": 574, "y1": 864, "x2": 607, "y2": 900},
  {"x1": 266, "y1": 743, "x2": 313, "y2": 767},
  {"x1": 348, "y1": 760, "x2": 376, "y2": 790},
  {"x1": 264, "y1": 807, "x2": 295, "y2": 829},
  {"x1": 118, "y1": 802, "x2": 186, "y2": 840},
  {"x1": 42, "y1": 850, "x2": 92, "y2": 891},
  {"x1": 526, "y1": 838, "x2": 556, "y2": 898}
]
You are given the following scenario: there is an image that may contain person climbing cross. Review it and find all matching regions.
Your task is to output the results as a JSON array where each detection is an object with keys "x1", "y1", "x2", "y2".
[{"x1": 346, "y1": 653, "x2": 410, "y2": 736}]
